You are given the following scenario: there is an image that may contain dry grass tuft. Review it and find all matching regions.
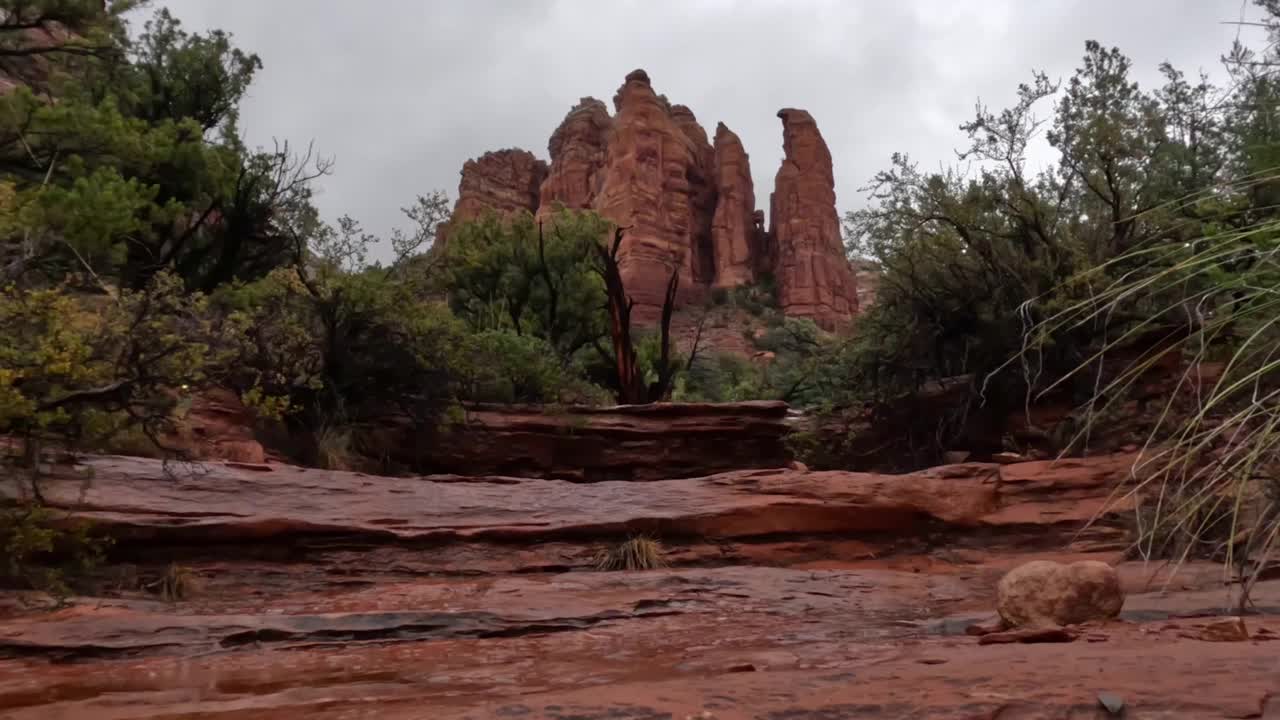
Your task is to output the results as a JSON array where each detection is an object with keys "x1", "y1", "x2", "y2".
[
  {"x1": 595, "y1": 536, "x2": 667, "y2": 571},
  {"x1": 145, "y1": 563, "x2": 198, "y2": 602},
  {"x1": 314, "y1": 425, "x2": 354, "y2": 471}
]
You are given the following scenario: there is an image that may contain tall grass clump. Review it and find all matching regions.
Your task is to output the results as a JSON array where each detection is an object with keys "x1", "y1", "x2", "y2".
[{"x1": 1005, "y1": 177, "x2": 1280, "y2": 608}]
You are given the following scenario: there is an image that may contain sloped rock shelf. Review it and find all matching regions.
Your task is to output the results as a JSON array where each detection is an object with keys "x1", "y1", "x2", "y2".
[{"x1": 3, "y1": 453, "x2": 1278, "y2": 718}]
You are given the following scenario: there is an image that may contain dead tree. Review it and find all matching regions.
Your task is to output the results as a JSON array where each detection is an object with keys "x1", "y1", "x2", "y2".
[{"x1": 594, "y1": 227, "x2": 681, "y2": 405}]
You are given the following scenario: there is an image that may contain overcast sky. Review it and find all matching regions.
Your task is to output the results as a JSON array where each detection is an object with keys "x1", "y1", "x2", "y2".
[{"x1": 159, "y1": 0, "x2": 1259, "y2": 261}]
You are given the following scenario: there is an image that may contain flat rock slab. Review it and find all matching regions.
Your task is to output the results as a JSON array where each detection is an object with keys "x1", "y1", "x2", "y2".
[
  {"x1": 1, "y1": 570, "x2": 1277, "y2": 719},
  {"x1": 0, "y1": 567, "x2": 975, "y2": 661},
  {"x1": 0, "y1": 454, "x2": 1137, "y2": 546},
  {"x1": 5, "y1": 452, "x2": 1266, "y2": 719}
]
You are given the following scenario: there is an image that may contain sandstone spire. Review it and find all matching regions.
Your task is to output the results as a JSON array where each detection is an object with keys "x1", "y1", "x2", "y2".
[
  {"x1": 710, "y1": 122, "x2": 757, "y2": 288},
  {"x1": 593, "y1": 69, "x2": 716, "y2": 317},
  {"x1": 769, "y1": 108, "x2": 858, "y2": 329}
]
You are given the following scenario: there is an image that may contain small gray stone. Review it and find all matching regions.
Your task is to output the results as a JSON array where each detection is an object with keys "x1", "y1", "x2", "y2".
[{"x1": 1097, "y1": 691, "x2": 1124, "y2": 715}]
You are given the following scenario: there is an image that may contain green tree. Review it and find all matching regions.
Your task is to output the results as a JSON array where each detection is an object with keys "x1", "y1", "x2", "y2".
[
  {"x1": 844, "y1": 42, "x2": 1230, "y2": 409},
  {"x1": 443, "y1": 209, "x2": 610, "y2": 360},
  {"x1": 0, "y1": 4, "x2": 327, "y2": 292},
  {"x1": 220, "y1": 213, "x2": 464, "y2": 438}
]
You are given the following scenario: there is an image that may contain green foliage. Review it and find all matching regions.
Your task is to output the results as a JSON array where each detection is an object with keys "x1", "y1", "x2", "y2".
[
  {"x1": 126, "y1": 9, "x2": 262, "y2": 133},
  {"x1": 726, "y1": 276, "x2": 778, "y2": 317},
  {"x1": 999, "y1": 4, "x2": 1280, "y2": 605},
  {"x1": 0, "y1": 4, "x2": 324, "y2": 292},
  {"x1": 0, "y1": 272, "x2": 222, "y2": 459},
  {"x1": 218, "y1": 204, "x2": 604, "y2": 455},
  {"x1": 1014, "y1": 199, "x2": 1280, "y2": 606},
  {"x1": 217, "y1": 264, "x2": 465, "y2": 435},
  {"x1": 443, "y1": 209, "x2": 610, "y2": 358},
  {"x1": 458, "y1": 330, "x2": 603, "y2": 404},
  {"x1": 0, "y1": 271, "x2": 222, "y2": 585},
  {"x1": 0, "y1": 503, "x2": 107, "y2": 593},
  {"x1": 675, "y1": 317, "x2": 837, "y2": 406},
  {"x1": 837, "y1": 39, "x2": 1243, "y2": 429}
]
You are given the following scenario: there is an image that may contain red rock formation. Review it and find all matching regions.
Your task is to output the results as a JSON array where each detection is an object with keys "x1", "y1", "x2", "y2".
[
  {"x1": 536, "y1": 97, "x2": 612, "y2": 218},
  {"x1": 670, "y1": 104, "x2": 718, "y2": 286},
  {"x1": 440, "y1": 73, "x2": 866, "y2": 332},
  {"x1": 594, "y1": 70, "x2": 715, "y2": 317},
  {"x1": 710, "y1": 123, "x2": 757, "y2": 288},
  {"x1": 852, "y1": 257, "x2": 881, "y2": 309},
  {"x1": 170, "y1": 389, "x2": 267, "y2": 465},
  {"x1": 437, "y1": 148, "x2": 547, "y2": 246},
  {"x1": 770, "y1": 108, "x2": 859, "y2": 330},
  {"x1": 8, "y1": 452, "x2": 1279, "y2": 718},
  {"x1": 372, "y1": 400, "x2": 792, "y2": 481},
  {"x1": 13, "y1": 452, "x2": 1139, "y2": 548}
]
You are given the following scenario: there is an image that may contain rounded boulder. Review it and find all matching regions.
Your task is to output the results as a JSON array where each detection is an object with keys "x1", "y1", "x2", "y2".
[{"x1": 996, "y1": 560, "x2": 1124, "y2": 628}]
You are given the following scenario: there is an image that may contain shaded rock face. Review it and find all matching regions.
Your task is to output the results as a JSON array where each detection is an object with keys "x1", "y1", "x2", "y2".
[
  {"x1": 437, "y1": 149, "x2": 547, "y2": 246},
  {"x1": 0, "y1": 22, "x2": 85, "y2": 94},
  {"x1": 444, "y1": 70, "x2": 862, "y2": 328},
  {"x1": 536, "y1": 97, "x2": 612, "y2": 218},
  {"x1": 770, "y1": 109, "x2": 860, "y2": 330},
  {"x1": 852, "y1": 258, "x2": 881, "y2": 309},
  {"x1": 997, "y1": 559, "x2": 1125, "y2": 628},
  {"x1": 670, "y1": 104, "x2": 718, "y2": 287},
  {"x1": 172, "y1": 389, "x2": 267, "y2": 465},
  {"x1": 371, "y1": 400, "x2": 792, "y2": 481}
]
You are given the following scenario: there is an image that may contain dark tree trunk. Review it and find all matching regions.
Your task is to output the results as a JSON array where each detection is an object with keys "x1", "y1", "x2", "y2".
[{"x1": 595, "y1": 228, "x2": 681, "y2": 405}]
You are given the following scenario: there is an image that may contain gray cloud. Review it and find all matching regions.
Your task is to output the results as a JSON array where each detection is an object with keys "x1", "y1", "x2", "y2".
[{"x1": 160, "y1": 0, "x2": 1256, "y2": 260}]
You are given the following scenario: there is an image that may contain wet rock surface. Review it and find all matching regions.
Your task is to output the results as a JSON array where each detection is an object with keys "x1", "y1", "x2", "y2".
[{"x1": 2, "y1": 451, "x2": 1277, "y2": 719}]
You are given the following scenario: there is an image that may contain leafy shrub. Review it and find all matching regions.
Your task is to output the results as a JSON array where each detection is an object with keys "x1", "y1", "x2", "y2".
[
  {"x1": 443, "y1": 209, "x2": 609, "y2": 358},
  {"x1": 459, "y1": 330, "x2": 603, "y2": 404},
  {"x1": 0, "y1": 273, "x2": 219, "y2": 587},
  {"x1": 675, "y1": 352, "x2": 759, "y2": 402},
  {"x1": 1, "y1": 504, "x2": 109, "y2": 594},
  {"x1": 0, "y1": 273, "x2": 221, "y2": 462}
]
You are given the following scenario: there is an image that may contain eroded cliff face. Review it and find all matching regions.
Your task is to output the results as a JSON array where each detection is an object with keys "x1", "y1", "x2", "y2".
[
  {"x1": 537, "y1": 97, "x2": 612, "y2": 218},
  {"x1": 437, "y1": 149, "x2": 547, "y2": 246},
  {"x1": 441, "y1": 70, "x2": 860, "y2": 328},
  {"x1": 592, "y1": 70, "x2": 713, "y2": 314}
]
